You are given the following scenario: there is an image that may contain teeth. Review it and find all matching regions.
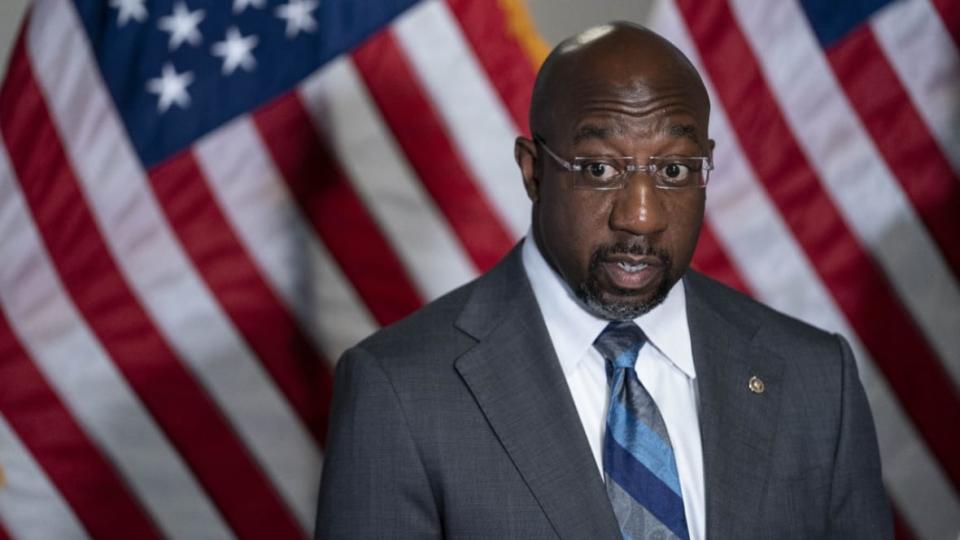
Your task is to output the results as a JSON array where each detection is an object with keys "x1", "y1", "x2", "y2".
[{"x1": 617, "y1": 261, "x2": 648, "y2": 272}]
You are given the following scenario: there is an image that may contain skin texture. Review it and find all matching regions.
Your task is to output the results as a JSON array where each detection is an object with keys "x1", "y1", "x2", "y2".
[{"x1": 514, "y1": 22, "x2": 715, "y2": 320}]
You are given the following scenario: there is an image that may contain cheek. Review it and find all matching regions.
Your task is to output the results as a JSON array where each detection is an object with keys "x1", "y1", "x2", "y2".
[
  {"x1": 538, "y1": 189, "x2": 611, "y2": 273},
  {"x1": 663, "y1": 195, "x2": 705, "y2": 264}
]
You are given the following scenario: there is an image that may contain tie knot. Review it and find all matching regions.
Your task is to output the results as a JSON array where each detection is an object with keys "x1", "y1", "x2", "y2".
[{"x1": 593, "y1": 321, "x2": 646, "y2": 370}]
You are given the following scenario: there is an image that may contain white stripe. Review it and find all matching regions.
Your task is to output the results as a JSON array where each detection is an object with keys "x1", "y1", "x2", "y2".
[
  {"x1": 393, "y1": 0, "x2": 530, "y2": 239},
  {"x1": 27, "y1": 0, "x2": 319, "y2": 530},
  {"x1": 194, "y1": 114, "x2": 379, "y2": 361},
  {"x1": 651, "y1": 2, "x2": 960, "y2": 538},
  {"x1": 873, "y1": 0, "x2": 960, "y2": 175},
  {"x1": 727, "y1": 0, "x2": 960, "y2": 389},
  {"x1": 0, "y1": 138, "x2": 230, "y2": 540},
  {"x1": 299, "y1": 58, "x2": 478, "y2": 301},
  {"x1": 0, "y1": 413, "x2": 88, "y2": 540}
]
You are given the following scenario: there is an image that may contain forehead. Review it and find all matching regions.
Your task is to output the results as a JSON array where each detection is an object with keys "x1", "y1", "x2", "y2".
[
  {"x1": 547, "y1": 65, "x2": 707, "y2": 142},
  {"x1": 555, "y1": 77, "x2": 709, "y2": 149}
]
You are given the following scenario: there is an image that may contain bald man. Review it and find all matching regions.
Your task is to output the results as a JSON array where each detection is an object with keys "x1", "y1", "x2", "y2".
[{"x1": 315, "y1": 22, "x2": 891, "y2": 539}]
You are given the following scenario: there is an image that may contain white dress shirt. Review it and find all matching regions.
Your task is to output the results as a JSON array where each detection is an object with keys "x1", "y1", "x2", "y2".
[{"x1": 521, "y1": 235, "x2": 706, "y2": 540}]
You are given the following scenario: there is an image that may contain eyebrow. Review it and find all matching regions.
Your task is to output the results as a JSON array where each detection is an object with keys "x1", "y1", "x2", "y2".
[
  {"x1": 571, "y1": 124, "x2": 621, "y2": 144},
  {"x1": 667, "y1": 123, "x2": 699, "y2": 143}
]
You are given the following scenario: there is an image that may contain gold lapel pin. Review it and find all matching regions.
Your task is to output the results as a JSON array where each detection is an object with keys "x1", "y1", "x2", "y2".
[{"x1": 748, "y1": 376, "x2": 765, "y2": 394}]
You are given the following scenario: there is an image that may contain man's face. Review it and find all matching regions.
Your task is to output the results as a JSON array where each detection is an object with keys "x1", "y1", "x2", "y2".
[{"x1": 518, "y1": 40, "x2": 711, "y2": 321}]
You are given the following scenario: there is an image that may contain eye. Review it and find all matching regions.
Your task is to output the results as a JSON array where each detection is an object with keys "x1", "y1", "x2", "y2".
[
  {"x1": 580, "y1": 160, "x2": 621, "y2": 182},
  {"x1": 655, "y1": 159, "x2": 698, "y2": 186}
]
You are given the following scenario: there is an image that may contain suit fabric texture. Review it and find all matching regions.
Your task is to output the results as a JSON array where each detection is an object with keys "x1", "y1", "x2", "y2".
[{"x1": 315, "y1": 245, "x2": 892, "y2": 539}]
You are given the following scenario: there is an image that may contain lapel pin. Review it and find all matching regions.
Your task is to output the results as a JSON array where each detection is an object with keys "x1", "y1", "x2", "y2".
[{"x1": 748, "y1": 376, "x2": 765, "y2": 394}]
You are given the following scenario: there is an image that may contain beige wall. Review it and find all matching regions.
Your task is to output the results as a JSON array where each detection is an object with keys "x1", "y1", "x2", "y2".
[{"x1": 0, "y1": 1, "x2": 653, "y2": 79}]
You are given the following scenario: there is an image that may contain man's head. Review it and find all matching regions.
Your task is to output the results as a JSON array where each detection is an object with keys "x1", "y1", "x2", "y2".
[{"x1": 515, "y1": 22, "x2": 713, "y2": 321}]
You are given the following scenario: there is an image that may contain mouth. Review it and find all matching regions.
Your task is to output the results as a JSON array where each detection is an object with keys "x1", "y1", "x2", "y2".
[{"x1": 599, "y1": 255, "x2": 664, "y2": 291}]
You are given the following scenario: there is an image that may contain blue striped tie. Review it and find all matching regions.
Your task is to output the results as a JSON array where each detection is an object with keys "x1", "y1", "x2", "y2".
[{"x1": 594, "y1": 321, "x2": 689, "y2": 540}]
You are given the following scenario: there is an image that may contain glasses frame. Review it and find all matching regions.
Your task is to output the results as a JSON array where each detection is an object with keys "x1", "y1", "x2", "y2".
[{"x1": 533, "y1": 136, "x2": 713, "y2": 191}]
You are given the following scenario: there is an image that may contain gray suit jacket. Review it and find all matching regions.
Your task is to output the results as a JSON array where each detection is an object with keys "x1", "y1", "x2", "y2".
[{"x1": 315, "y1": 246, "x2": 891, "y2": 539}]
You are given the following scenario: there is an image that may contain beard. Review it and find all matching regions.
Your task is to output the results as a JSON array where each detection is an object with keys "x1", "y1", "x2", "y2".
[{"x1": 574, "y1": 242, "x2": 676, "y2": 321}]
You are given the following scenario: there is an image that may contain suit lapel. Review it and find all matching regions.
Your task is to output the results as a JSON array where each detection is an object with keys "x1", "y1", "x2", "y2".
[
  {"x1": 454, "y1": 248, "x2": 621, "y2": 540},
  {"x1": 684, "y1": 273, "x2": 786, "y2": 534}
]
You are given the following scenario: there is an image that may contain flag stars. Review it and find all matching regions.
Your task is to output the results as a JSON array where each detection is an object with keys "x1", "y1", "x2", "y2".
[
  {"x1": 146, "y1": 63, "x2": 194, "y2": 113},
  {"x1": 110, "y1": 0, "x2": 147, "y2": 26},
  {"x1": 275, "y1": 0, "x2": 319, "y2": 39},
  {"x1": 158, "y1": 2, "x2": 205, "y2": 50},
  {"x1": 212, "y1": 27, "x2": 259, "y2": 75},
  {"x1": 233, "y1": 0, "x2": 266, "y2": 14}
]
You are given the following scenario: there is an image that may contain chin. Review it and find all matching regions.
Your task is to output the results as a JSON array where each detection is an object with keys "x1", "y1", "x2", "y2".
[{"x1": 576, "y1": 278, "x2": 673, "y2": 321}]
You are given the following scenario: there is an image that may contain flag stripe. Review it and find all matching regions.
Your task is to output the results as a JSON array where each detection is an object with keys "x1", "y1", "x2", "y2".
[
  {"x1": 148, "y1": 149, "x2": 332, "y2": 447},
  {"x1": 0, "y1": 33, "x2": 304, "y2": 540},
  {"x1": 27, "y1": 0, "x2": 325, "y2": 530},
  {"x1": 351, "y1": 30, "x2": 516, "y2": 272},
  {"x1": 300, "y1": 58, "x2": 477, "y2": 301},
  {"x1": 192, "y1": 114, "x2": 379, "y2": 361},
  {"x1": 253, "y1": 92, "x2": 423, "y2": 325},
  {"x1": 0, "y1": 135, "x2": 231, "y2": 539},
  {"x1": 690, "y1": 224, "x2": 752, "y2": 295},
  {"x1": 728, "y1": 0, "x2": 960, "y2": 391},
  {"x1": 828, "y1": 25, "x2": 960, "y2": 283},
  {"x1": 394, "y1": 0, "x2": 530, "y2": 239},
  {"x1": 649, "y1": 4, "x2": 960, "y2": 536},
  {"x1": 872, "y1": 0, "x2": 960, "y2": 176},
  {"x1": 0, "y1": 413, "x2": 90, "y2": 540},
  {"x1": 0, "y1": 309, "x2": 159, "y2": 539},
  {"x1": 696, "y1": 67, "x2": 960, "y2": 540},
  {"x1": 145, "y1": 152, "x2": 323, "y2": 529},
  {"x1": 444, "y1": 0, "x2": 540, "y2": 135},
  {"x1": 892, "y1": 507, "x2": 919, "y2": 540},
  {"x1": 929, "y1": 0, "x2": 959, "y2": 47},
  {"x1": 675, "y1": 0, "x2": 960, "y2": 492}
]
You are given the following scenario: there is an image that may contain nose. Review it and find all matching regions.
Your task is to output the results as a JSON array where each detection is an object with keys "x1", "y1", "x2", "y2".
[{"x1": 609, "y1": 174, "x2": 668, "y2": 236}]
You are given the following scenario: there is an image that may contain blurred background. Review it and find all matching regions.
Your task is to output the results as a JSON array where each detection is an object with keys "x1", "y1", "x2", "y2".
[{"x1": 0, "y1": 0, "x2": 956, "y2": 539}]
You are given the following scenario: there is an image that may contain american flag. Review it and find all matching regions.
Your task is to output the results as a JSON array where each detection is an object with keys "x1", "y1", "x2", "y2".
[{"x1": 0, "y1": 0, "x2": 955, "y2": 537}]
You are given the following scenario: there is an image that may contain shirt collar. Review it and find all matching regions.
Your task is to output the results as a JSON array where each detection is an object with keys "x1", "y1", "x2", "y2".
[{"x1": 521, "y1": 232, "x2": 696, "y2": 380}]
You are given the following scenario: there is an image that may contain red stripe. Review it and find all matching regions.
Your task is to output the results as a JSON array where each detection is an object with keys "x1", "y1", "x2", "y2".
[
  {"x1": 149, "y1": 150, "x2": 333, "y2": 445},
  {"x1": 0, "y1": 306, "x2": 162, "y2": 538},
  {"x1": 827, "y1": 25, "x2": 960, "y2": 281},
  {"x1": 252, "y1": 92, "x2": 423, "y2": 325},
  {"x1": 691, "y1": 222, "x2": 753, "y2": 295},
  {"x1": 0, "y1": 36, "x2": 304, "y2": 539},
  {"x1": 676, "y1": 0, "x2": 960, "y2": 491},
  {"x1": 929, "y1": 0, "x2": 960, "y2": 49},
  {"x1": 352, "y1": 30, "x2": 516, "y2": 273},
  {"x1": 892, "y1": 504, "x2": 918, "y2": 540},
  {"x1": 445, "y1": 0, "x2": 538, "y2": 135},
  {"x1": 0, "y1": 518, "x2": 11, "y2": 540}
]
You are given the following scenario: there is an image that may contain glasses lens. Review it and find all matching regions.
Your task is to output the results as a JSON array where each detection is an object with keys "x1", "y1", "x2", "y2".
[
  {"x1": 651, "y1": 157, "x2": 709, "y2": 188},
  {"x1": 573, "y1": 157, "x2": 631, "y2": 190}
]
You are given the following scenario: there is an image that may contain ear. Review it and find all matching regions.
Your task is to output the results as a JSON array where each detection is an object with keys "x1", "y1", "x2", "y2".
[
  {"x1": 708, "y1": 138, "x2": 716, "y2": 157},
  {"x1": 515, "y1": 136, "x2": 540, "y2": 202}
]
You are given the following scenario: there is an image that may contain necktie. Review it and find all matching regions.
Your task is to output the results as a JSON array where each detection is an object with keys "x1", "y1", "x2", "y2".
[{"x1": 594, "y1": 321, "x2": 689, "y2": 540}]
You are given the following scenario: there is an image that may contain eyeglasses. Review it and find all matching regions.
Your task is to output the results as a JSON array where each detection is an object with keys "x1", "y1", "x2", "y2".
[{"x1": 534, "y1": 136, "x2": 713, "y2": 191}]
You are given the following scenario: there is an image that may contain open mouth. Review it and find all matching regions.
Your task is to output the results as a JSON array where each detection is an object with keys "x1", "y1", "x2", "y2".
[
  {"x1": 601, "y1": 257, "x2": 662, "y2": 290},
  {"x1": 617, "y1": 261, "x2": 649, "y2": 273}
]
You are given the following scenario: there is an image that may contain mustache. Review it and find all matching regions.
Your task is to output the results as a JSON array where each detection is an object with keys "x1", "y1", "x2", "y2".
[{"x1": 592, "y1": 240, "x2": 671, "y2": 263}]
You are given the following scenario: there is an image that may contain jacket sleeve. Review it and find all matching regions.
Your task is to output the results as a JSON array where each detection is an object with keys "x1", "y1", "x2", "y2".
[
  {"x1": 314, "y1": 346, "x2": 441, "y2": 539},
  {"x1": 826, "y1": 334, "x2": 893, "y2": 539}
]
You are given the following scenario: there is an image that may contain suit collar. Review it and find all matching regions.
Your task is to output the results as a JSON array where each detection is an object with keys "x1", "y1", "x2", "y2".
[
  {"x1": 683, "y1": 272, "x2": 786, "y2": 533},
  {"x1": 454, "y1": 245, "x2": 621, "y2": 540}
]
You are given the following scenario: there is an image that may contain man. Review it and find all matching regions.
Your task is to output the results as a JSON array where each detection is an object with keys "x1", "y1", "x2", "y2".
[{"x1": 315, "y1": 22, "x2": 891, "y2": 539}]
